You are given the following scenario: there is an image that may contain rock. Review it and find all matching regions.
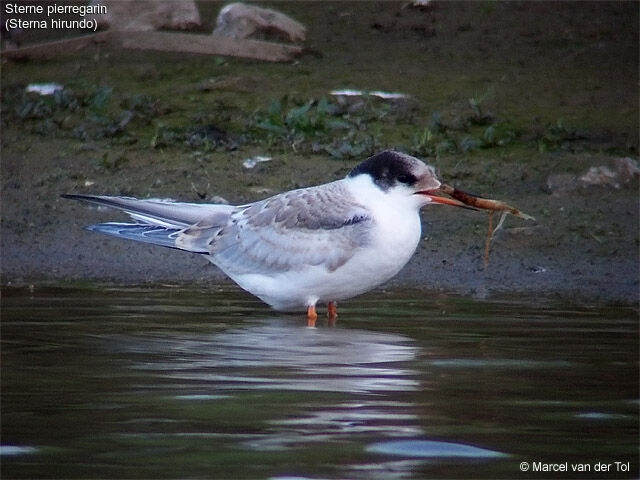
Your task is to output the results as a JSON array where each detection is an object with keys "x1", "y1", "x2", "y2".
[
  {"x1": 3, "y1": 2, "x2": 301, "y2": 63},
  {"x1": 330, "y1": 89, "x2": 409, "y2": 100},
  {"x1": 410, "y1": 0, "x2": 433, "y2": 9},
  {"x1": 579, "y1": 158, "x2": 639, "y2": 189},
  {"x1": 88, "y1": 0, "x2": 201, "y2": 31},
  {"x1": 243, "y1": 156, "x2": 272, "y2": 169},
  {"x1": 579, "y1": 166, "x2": 620, "y2": 188},
  {"x1": 208, "y1": 195, "x2": 230, "y2": 205},
  {"x1": 545, "y1": 157, "x2": 639, "y2": 194},
  {"x1": 213, "y1": 3, "x2": 306, "y2": 43},
  {"x1": 25, "y1": 83, "x2": 63, "y2": 96}
]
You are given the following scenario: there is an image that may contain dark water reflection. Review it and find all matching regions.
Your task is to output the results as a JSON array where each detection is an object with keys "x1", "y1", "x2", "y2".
[{"x1": 1, "y1": 286, "x2": 638, "y2": 479}]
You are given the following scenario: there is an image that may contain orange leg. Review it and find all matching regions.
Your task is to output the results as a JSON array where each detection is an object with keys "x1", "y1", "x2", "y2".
[
  {"x1": 327, "y1": 301, "x2": 337, "y2": 327},
  {"x1": 307, "y1": 305, "x2": 318, "y2": 327}
]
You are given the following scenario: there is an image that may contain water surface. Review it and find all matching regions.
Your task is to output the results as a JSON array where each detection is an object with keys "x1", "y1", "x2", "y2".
[{"x1": 2, "y1": 286, "x2": 638, "y2": 479}]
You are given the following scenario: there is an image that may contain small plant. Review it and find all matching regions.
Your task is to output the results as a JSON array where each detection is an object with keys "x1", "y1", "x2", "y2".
[
  {"x1": 411, "y1": 127, "x2": 438, "y2": 156},
  {"x1": 121, "y1": 94, "x2": 157, "y2": 121},
  {"x1": 88, "y1": 86, "x2": 112, "y2": 113},
  {"x1": 536, "y1": 118, "x2": 586, "y2": 153},
  {"x1": 459, "y1": 136, "x2": 481, "y2": 153},
  {"x1": 480, "y1": 123, "x2": 518, "y2": 148},
  {"x1": 150, "y1": 123, "x2": 181, "y2": 149},
  {"x1": 467, "y1": 95, "x2": 494, "y2": 126},
  {"x1": 92, "y1": 152, "x2": 128, "y2": 171},
  {"x1": 3, "y1": 87, "x2": 79, "y2": 121},
  {"x1": 323, "y1": 123, "x2": 383, "y2": 159},
  {"x1": 251, "y1": 96, "x2": 351, "y2": 142},
  {"x1": 247, "y1": 96, "x2": 376, "y2": 154},
  {"x1": 410, "y1": 126, "x2": 460, "y2": 157},
  {"x1": 429, "y1": 111, "x2": 445, "y2": 133}
]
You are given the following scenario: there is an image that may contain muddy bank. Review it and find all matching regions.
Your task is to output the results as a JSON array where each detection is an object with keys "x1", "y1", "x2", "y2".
[
  {"x1": 2, "y1": 2, "x2": 638, "y2": 304},
  {"x1": 3, "y1": 148, "x2": 637, "y2": 304}
]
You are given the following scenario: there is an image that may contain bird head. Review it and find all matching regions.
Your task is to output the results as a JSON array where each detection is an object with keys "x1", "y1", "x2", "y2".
[{"x1": 347, "y1": 150, "x2": 467, "y2": 209}]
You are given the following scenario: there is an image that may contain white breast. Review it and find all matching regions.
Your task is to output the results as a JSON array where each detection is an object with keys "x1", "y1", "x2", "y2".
[{"x1": 343, "y1": 175, "x2": 423, "y2": 287}]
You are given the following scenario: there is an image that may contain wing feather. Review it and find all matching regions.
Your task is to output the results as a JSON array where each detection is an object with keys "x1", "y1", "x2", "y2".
[{"x1": 178, "y1": 180, "x2": 373, "y2": 275}]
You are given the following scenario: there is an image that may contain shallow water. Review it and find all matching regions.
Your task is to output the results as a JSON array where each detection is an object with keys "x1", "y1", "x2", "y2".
[{"x1": 1, "y1": 286, "x2": 638, "y2": 479}]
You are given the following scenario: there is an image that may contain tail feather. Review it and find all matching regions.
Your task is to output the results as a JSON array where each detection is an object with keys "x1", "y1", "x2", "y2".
[
  {"x1": 62, "y1": 194, "x2": 233, "y2": 228},
  {"x1": 86, "y1": 222, "x2": 208, "y2": 253},
  {"x1": 64, "y1": 194, "x2": 233, "y2": 253}
]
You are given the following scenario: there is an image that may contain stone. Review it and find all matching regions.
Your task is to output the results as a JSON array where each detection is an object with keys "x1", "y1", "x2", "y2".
[{"x1": 213, "y1": 3, "x2": 306, "y2": 43}]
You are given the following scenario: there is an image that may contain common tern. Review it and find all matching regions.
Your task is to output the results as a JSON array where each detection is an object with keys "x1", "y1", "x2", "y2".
[{"x1": 63, "y1": 150, "x2": 467, "y2": 324}]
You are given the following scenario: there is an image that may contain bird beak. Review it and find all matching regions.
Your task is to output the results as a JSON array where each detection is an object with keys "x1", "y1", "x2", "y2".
[
  {"x1": 420, "y1": 190, "x2": 470, "y2": 207},
  {"x1": 415, "y1": 179, "x2": 470, "y2": 208}
]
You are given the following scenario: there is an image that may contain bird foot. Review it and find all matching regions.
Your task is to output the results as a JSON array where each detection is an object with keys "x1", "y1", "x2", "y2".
[
  {"x1": 307, "y1": 305, "x2": 318, "y2": 327},
  {"x1": 327, "y1": 301, "x2": 337, "y2": 327}
]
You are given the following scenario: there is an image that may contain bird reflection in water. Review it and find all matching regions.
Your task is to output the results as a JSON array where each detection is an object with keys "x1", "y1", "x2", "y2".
[{"x1": 123, "y1": 318, "x2": 424, "y2": 453}]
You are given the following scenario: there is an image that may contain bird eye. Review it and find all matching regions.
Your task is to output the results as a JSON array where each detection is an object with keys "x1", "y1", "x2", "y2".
[{"x1": 397, "y1": 174, "x2": 416, "y2": 185}]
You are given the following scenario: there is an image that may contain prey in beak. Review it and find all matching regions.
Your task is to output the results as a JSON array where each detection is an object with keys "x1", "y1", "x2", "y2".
[
  {"x1": 415, "y1": 179, "x2": 536, "y2": 267},
  {"x1": 417, "y1": 183, "x2": 534, "y2": 220},
  {"x1": 418, "y1": 188, "x2": 475, "y2": 209}
]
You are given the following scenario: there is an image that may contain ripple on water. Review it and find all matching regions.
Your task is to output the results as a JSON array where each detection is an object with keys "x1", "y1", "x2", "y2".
[
  {"x1": 366, "y1": 440, "x2": 509, "y2": 459},
  {"x1": 0, "y1": 445, "x2": 38, "y2": 456}
]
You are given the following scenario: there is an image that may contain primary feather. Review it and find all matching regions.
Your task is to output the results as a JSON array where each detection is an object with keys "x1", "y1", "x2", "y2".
[{"x1": 85, "y1": 222, "x2": 185, "y2": 251}]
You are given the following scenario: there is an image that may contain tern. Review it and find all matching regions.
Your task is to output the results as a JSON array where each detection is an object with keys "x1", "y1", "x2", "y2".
[{"x1": 63, "y1": 150, "x2": 466, "y2": 324}]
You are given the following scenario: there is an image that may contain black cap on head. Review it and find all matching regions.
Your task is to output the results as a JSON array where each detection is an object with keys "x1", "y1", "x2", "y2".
[{"x1": 348, "y1": 150, "x2": 423, "y2": 190}]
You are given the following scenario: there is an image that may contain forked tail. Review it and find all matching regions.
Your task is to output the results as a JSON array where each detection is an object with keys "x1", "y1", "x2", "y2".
[{"x1": 62, "y1": 194, "x2": 233, "y2": 254}]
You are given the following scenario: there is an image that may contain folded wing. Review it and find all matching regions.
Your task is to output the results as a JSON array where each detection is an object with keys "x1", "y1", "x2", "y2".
[{"x1": 177, "y1": 181, "x2": 373, "y2": 274}]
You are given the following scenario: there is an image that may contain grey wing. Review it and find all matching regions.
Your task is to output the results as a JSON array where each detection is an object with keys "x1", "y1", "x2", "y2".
[{"x1": 178, "y1": 181, "x2": 373, "y2": 274}]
